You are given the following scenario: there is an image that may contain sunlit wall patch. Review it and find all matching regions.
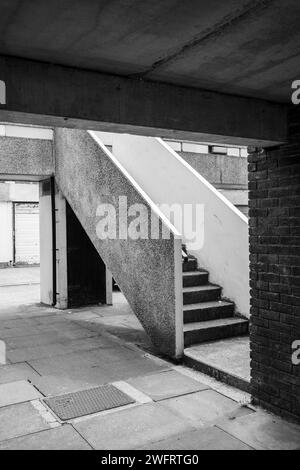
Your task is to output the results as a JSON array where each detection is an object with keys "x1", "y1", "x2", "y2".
[{"x1": 0, "y1": 80, "x2": 6, "y2": 105}]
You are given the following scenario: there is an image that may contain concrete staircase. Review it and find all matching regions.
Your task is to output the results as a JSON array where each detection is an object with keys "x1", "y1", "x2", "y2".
[{"x1": 182, "y1": 252, "x2": 249, "y2": 348}]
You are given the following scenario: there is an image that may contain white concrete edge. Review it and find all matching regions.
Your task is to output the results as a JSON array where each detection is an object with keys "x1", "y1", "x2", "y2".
[
  {"x1": 105, "y1": 269, "x2": 113, "y2": 305},
  {"x1": 0, "y1": 123, "x2": 53, "y2": 140},
  {"x1": 158, "y1": 138, "x2": 249, "y2": 225},
  {"x1": 112, "y1": 381, "x2": 153, "y2": 404},
  {"x1": 89, "y1": 130, "x2": 182, "y2": 237},
  {"x1": 174, "y1": 237, "x2": 184, "y2": 359},
  {"x1": 54, "y1": 190, "x2": 68, "y2": 310}
]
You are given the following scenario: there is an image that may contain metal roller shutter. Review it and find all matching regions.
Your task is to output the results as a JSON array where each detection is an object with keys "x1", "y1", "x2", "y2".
[{"x1": 14, "y1": 203, "x2": 40, "y2": 265}]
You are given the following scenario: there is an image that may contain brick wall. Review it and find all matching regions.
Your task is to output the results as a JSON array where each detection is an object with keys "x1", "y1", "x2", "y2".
[{"x1": 248, "y1": 106, "x2": 300, "y2": 422}]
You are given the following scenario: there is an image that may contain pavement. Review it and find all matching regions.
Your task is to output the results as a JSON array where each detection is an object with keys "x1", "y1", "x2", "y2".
[
  {"x1": 0, "y1": 266, "x2": 40, "y2": 287},
  {"x1": 0, "y1": 275, "x2": 299, "y2": 450}
]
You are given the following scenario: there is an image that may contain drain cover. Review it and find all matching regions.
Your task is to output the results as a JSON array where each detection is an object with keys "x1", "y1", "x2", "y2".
[{"x1": 44, "y1": 384, "x2": 135, "y2": 421}]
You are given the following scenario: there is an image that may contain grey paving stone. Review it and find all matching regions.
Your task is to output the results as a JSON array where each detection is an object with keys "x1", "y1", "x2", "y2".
[
  {"x1": 28, "y1": 347, "x2": 167, "y2": 385},
  {"x1": 0, "y1": 363, "x2": 40, "y2": 385},
  {"x1": 0, "y1": 424, "x2": 92, "y2": 450},
  {"x1": 218, "y1": 412, "x2": 300, "y2": 450},
  {"x1": 127, "y1": 370, "x2": 209, "y2": 401},
  {"x1": 161, "y1": 389, "x2": 253, "y2": 426},
  {"x1": 74, "y1": 403, "x2": 194, "y2": 450},
  {"x1": 0, "y1": 380, "x2": 42, "y2": 407},
  {"x1": 138, "y1": 426, "x2": 253, "y2": 450},
  {"x1": 31, "y1": 374, "x2": 106, "y2": 396},
  {"x1": 0, "y1": 402, "x2": 49, "y2": 442},
  {"x1": 7, "y1": 336, "x2": 112, "y2": 363}
]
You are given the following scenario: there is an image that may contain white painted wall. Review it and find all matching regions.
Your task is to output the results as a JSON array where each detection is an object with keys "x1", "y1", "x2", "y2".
[
  {"x1": 0, "y1": 124, "x2": 53, "y2": 140},
  {"x1": 0, "y1": 202, "x2": 13, "y2": 264},
  {"x1": 95, "y1": 132, "x2": 249, "y2": 318},
  {"x1": 9, "y1": 182, "x2": 39, "y2": 202},
  {"x1": 39, "y1": 184, "x2": 53, "y2": 305}
]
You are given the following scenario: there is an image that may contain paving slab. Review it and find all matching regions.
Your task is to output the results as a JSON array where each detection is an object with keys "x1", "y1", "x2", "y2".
[
  {"x1": 7, "y1": 336, "x2": 112, "y2": 363},
  {"x1": 0, "y1": 363, "x2": 40, "y2": 385},
  {"x1": 138, "y1": 425, "x2": 253, "y2": 450},
  {"x1": 127, "y1": 370, "x2": 209, "y2": 401},
  {"x1": 74, "y1": 402, "x2": 194, "y2": 450},
  {"x1": 31, "y1": 374, "x2": 100, "y2": 397},
  {"x1": 28, "y1": 347, "x2": 168, "y2": 385},
  {"x1": 0, "y1": 402, "x2": 49, "y2": 442},
  {"x1": 218, "y1": 411, "x2": 300, "y2": 450},
  {"x1": 0, "y1": 380, "x2": 42, "y2": 407},
  {"x1": 161, "y1": 389, "x2": 253, "y2": 426},
  {"x1": 0, "y1": 424, "x2": 91, "y2": 450}
]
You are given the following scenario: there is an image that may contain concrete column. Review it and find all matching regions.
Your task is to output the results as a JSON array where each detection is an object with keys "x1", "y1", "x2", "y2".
[
  {"x1": 39, "y1": 179, "x2": 53, "y2": 305},
  {"x1": 55, "y1": 188, "x2": 68, "y2": 309}
]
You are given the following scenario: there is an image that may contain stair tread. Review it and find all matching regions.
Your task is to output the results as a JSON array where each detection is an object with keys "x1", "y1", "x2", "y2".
[
  {"x1": 183, "y1": 270, "x2": 208, "y2": 277},
  {"x1": 183, "y1": 284, "x2": 220, "y2": 293},
  {"x1": 183, "y1": 300, "x2": 234, "y2": 311},
  {"x1": 184, "y1": 317, "x2": 248, "y2": 332}
]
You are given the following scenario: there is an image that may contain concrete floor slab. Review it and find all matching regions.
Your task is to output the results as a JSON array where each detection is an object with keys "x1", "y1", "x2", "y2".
[
  {"x1": 185, "y1": 336, "x2": 251, "y2": 382},
  {"x1": 0, "y1": 402, "x2": 49, "y2": 442},
  {"x1": 127, "y1": 370, "x2": 209, "y2": 401},
  {"x1": 161, "y1": 389, "x2": 253, "y2": 426},
  {"x1": 0, "y1": 380, "x2": 42, "y2": 407},
  {"x1": 74, "y1": 402, "x2": 194, "y2": 450},
  {"x1": 0, "y1": 363, "x2": 40, "y2": 385},
  {"x1": 138, "y1": 426, "x2": 253, "y2": 450},
  {"x1": 0, "y1": 424, "x2": 92, "y2": 450},
  {"x1": 218, "y1": 412, "x2": 300, "y2": 450}
]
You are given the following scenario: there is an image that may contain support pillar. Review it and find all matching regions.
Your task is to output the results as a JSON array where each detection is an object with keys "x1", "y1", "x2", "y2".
[{"x1": 39, "y1": 179, "x2": 54, "y2": 305}]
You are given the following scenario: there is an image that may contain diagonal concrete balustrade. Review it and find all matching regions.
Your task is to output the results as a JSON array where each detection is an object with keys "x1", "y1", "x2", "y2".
[
  {"x1": 54, "y1": 128, "x2": 183, "y2": 358},
  {"x1": 96, "y1": 132, "x2": 249, "y2": 318}
]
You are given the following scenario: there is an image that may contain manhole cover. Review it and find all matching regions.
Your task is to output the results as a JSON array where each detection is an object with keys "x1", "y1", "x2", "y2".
[{"x1": 44, "y1": 384, "x2": 135, "y2": 421}]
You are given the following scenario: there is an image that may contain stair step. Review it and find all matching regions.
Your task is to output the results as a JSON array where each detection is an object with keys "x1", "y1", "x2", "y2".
[
  {"x1": 183, "y1": 300, "x2": 235, "y2": 323},
  {"x1": 183, "y1": 284, "x2": 221, "y2": 305},
  {"x1": 182, "y1": 270, "x2": 209, "y2": 287},
  {"x1": 184, "y1": 318, "x2": 249, "y2": 347},
  {"x1": 183, "y1": 258, "x2": 197, "y2": 272}
]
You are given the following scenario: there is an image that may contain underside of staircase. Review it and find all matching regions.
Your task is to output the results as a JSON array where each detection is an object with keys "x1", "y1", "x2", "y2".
[{"x1": 182, "y1": 248, "x2": 250, "y2": 391}]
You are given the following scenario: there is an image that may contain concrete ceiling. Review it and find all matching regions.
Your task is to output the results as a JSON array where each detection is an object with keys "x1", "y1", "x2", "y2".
[{"x1": 0, "y1": 0, "x2": 299, "y2": 103}]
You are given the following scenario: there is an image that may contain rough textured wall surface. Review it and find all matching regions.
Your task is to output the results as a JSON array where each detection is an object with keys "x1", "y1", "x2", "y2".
[
  {"x1": 0, "y1": 137, "x2": 53, "y2": 178},
  {"x1": 179, "y1": 152, "x2": 247, "y2": 189},
  {"x1": 249, "y1": 107, "x2": 300, "y2": 423},
  {"x1": 54, "y1": 128, "x2": 182, "y2": 358}
]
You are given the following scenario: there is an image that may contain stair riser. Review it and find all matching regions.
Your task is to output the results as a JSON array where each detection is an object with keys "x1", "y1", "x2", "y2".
[
  {"x1": 184, "y1": 304, "x2": 234, "y2": 323},
  {"x1": 183, "y1": 273, "x2": 209, "y2": 288},
  {"x1": 183, "y1": 260, "x2": 197, "y2": 272},
  {"x1": 183, "y1": 288, "x2": 221, "y2": 305},
  {"x1": 184, "y1": 322, "x2": 249, "y2": 347}
]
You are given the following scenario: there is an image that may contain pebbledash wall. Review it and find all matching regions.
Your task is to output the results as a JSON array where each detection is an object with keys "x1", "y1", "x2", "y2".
[
  {"x1": 165, "y1": 140, "x2": 248, "y2": 216},
  {"x1": 248, "y1": 106, "x2": 300, "y2": 422}
]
